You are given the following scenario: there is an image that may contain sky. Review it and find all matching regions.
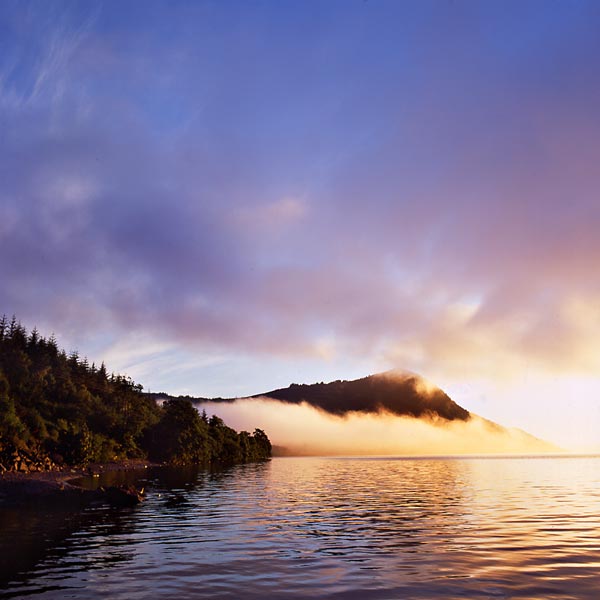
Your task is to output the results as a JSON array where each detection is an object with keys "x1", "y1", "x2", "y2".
[{"x1": 1, "y1": 0, "x2": 600, "y2": 451}]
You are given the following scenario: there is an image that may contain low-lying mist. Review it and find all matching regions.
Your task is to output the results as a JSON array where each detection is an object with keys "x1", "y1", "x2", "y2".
[{"x1": 200, "y1": 398, "x2": 559, "y2": 456}]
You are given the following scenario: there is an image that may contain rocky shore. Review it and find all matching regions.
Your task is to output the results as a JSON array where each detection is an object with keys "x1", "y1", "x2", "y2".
[
  {"x1": 0, "y1": 446, "x2": 60, "y2": 475},
  {"x1": 0, "y1": 459, "x2": 155, "y2": 508}
]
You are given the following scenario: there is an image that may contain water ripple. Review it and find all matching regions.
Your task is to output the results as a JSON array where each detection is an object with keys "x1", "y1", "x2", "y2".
[{"x1": 1, "y1": 456, "x2": 600, "y2": 598}]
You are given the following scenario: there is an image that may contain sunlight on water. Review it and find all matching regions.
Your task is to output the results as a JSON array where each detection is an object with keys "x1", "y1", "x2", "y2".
[{"x1": 1, "y1": 456, "x2": 600, "y2": 599}]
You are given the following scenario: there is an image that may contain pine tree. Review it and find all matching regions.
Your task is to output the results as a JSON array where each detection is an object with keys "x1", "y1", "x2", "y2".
[{"x1": 0, "y1": 314, "x2": 7, "y2": 340}]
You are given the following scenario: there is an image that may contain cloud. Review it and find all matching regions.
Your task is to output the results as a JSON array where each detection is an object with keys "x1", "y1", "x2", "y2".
[
  {"x1": 231, "y1": 197, "x2": 308, "y2": 233},
  {"x1": 2, "y1": 0, "x2": 600, "y2": 395},
  {"x1": 199, "y1": 398, "x2": 559, "y2": 456}
]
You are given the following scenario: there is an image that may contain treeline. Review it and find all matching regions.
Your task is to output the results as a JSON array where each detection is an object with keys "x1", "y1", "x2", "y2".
[{"x1": 0, "y1": 316, "x2": 271, "y2": 472}]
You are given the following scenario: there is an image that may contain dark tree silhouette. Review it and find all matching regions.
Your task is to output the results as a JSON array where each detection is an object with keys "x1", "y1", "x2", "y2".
[{"x1": 0, "y1": 317, "x2": 271, "y2": 471}]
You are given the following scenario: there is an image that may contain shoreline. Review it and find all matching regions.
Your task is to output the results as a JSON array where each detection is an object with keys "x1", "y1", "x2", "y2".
[{"x1": 0, "y1": 459, "x2": 159, "y2": 507}]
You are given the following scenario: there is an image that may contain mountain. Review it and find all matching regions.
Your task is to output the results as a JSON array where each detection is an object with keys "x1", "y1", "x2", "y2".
[
  {"x1": 148, "y1": 369, "x2": 469, "y2": 421},
  {"x1": 253, "y1": 369, "x2": 470, "y2": 420},
  {"x1": 148, "y1": 370, "x2": 560, "y2": 455},
  {"x1": 155, "y1": 369, "x2": 470, "y2": 421}
]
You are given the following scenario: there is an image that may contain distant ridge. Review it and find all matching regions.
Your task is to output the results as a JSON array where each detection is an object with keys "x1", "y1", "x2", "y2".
[
  {"x1": 253, "y1": 370, "x2": 470, "y2": 421},
  {"x1": 146, "y1": 370, "x2": 561, "y2": 455},
  {"x1": 148, "y1": 369, "x2": 470, "y2": 421}
]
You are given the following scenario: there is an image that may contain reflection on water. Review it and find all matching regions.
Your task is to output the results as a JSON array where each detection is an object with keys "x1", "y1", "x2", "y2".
[{"x1": 1, "y1": 456, "x2": 600, "y2": 598}]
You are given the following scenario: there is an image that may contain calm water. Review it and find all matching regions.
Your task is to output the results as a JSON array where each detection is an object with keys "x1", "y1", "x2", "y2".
[{"x1": 1, "y1": 456, "x2": 599, "y2": 599}]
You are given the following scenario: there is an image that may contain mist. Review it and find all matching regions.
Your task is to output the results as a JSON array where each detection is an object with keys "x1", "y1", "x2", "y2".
[{"x1": 200, "y1": 398, "x2": 560, "y2": 456}]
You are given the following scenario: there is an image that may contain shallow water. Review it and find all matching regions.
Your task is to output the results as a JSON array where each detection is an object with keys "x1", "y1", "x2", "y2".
[{"x1": 1, "y1": 456, "x2": 599, "y2": 599}]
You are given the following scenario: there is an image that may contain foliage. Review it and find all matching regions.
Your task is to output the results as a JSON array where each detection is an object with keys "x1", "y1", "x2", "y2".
[
  {"x1": 0, "y1": 316, "x2": 271, "y2": 468},
  {"x1": 144, "y1": 400, "x2": 271, "y2": 465}
]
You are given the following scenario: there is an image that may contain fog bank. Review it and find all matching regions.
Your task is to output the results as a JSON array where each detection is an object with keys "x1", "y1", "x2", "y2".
[{"x1": 200, "y1": 398, "x2": 559, "y2": 456}]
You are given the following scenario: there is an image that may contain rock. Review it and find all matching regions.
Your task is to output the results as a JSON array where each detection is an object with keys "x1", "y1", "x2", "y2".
[{"x1": 101, "y1": 485, "x2": 145, "y2": 507}]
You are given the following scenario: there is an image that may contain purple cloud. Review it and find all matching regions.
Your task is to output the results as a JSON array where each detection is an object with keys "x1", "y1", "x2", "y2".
[{"x1": 2, "y1": 0, "x2": 600, "y2": 386}]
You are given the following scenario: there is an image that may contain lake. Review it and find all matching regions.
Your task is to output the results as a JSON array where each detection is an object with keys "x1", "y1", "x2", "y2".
[{"x1": 1, "y1": 455, "x2": 599, "y2": 599}]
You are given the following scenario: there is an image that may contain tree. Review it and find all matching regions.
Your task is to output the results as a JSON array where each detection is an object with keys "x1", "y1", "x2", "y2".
[
  {"x1": 0, "y1": 319, "x2": 271, "y2": 472},
  {"x1": 0, "y1": 369, "x2": 27, "y2": 445},
  {"x1": 28, "y1": 327, "x2": 40, "y2": 348},
  {"x1": 146, "y1": 399, "x2": 210, "y2": 465},
  {"x1": 0, "y1": 315, "x2": 7, "y2": 340},
  {"x1": 252, "y1": 428, "x2": 272, "y2": 459}
]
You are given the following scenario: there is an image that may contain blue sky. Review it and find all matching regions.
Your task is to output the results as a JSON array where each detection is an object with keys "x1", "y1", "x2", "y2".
[{"x1": 2, "y1": 0, "x2": 600, "y2": 449}]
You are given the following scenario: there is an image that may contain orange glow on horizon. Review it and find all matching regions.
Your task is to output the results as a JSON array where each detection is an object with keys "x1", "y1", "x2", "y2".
[{"x1": 200, "y1": 398, "x2": 561, "y2": 457}]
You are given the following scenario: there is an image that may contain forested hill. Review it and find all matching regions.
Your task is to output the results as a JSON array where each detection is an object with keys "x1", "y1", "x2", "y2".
[
  {"x1": 256, "y1": 371, "x2": 470, "y2": 420},
  {"x1": 148, "y1": 370, "x2": 470, "y2": 421},
  {"x1": 0, "y1": 317, "x2": 271, "y2": 473}
]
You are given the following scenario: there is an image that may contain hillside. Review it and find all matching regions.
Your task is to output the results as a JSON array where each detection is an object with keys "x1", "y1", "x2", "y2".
[
  {"x1": 0, "y1": 317, "x2": 271, "y2": 473},
  {"x1": 151, "y1": 370, "x2": 470, "y2": 421},
  {"x1": 150, "y1": 370, "x2": 559, "y2": 456},
  {"x1": 255, "y1": 370, "x2": 470, "y2": 420}
]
